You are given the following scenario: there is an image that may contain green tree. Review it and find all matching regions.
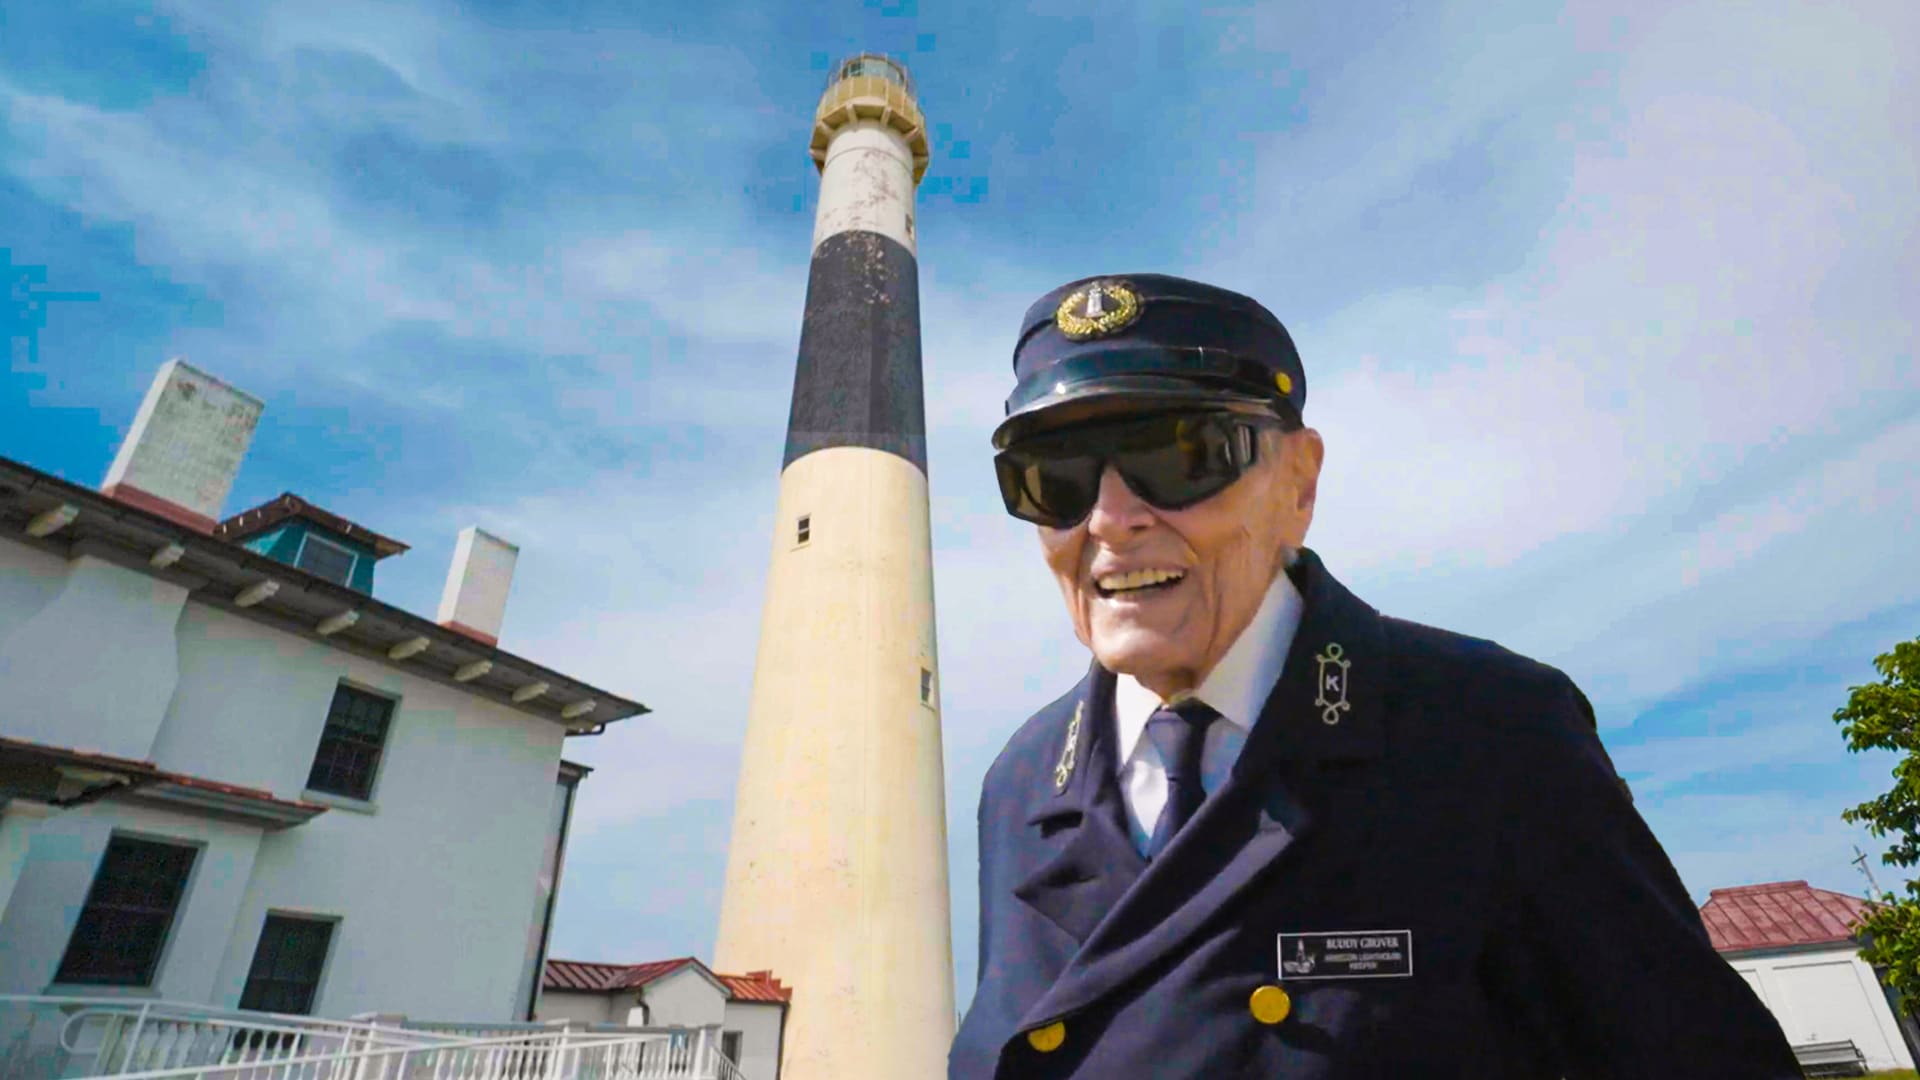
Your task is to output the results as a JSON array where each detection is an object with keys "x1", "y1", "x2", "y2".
[{"x1": 1837, "y1": 636, "x2": 1920, "y2": 1001}]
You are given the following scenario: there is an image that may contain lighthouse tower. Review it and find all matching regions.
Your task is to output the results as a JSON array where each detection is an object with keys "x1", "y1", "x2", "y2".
[{"x1": 714, "y1": 55, "x2": 954, "y2": 1080}]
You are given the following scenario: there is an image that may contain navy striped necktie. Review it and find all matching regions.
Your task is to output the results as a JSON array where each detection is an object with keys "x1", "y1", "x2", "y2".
[{"x1": 1144, "y1": 698, "x2": 1221, "y2": 859}]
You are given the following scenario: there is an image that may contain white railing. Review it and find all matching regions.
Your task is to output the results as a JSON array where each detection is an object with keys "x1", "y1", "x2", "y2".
[
  {"x1": 401, "y1": 1024, "x2": 747, "y2": 1080},
  {"x1": 0, "y1": 998, "x2": 745, "y2": 1080}
]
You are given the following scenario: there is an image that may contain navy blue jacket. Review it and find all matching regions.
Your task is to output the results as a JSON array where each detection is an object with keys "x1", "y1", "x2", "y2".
[{"x1": 951, "y1": 550, "x2": 1798, "y2": 1078}]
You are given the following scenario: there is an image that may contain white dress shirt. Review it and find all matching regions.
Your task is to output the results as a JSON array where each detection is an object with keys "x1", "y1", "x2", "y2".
[{"x1": 1112, "y1": 569, "x2": 1304, "y2": 854}]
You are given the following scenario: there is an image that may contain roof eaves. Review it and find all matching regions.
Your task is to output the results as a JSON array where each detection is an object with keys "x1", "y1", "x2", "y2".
[
  {"x1": 0, "y1": 455, "x2": 650, "y2": 731},
  {"x1": 216, "y1": 492, "x2": 411, "y2": 558}
]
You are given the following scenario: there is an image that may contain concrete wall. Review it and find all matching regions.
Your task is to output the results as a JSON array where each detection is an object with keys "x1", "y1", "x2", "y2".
[
  {"x1": 721, "y1": 1001, "x2": 785, "y2": 1080},
  {"x1": 0, "y1": 801, "x2": 264, "y2": 999},
  {"x1": 537, "y1": 989, "x2": 632, "y2": 1026},
  {"x1": 0, "y1": 538, "x2": 568, "y2": 1023},
  {"x1": 0, "y1": 537, "x2": 64, "y2": 644},
  {"x1": 644, "y1": 967, "x2": 727, "y2": 1028},
  {"x1": 1730, "y1": 946, "x2": 1916, "y2": 1071},
  {"x1": 190, "y1": 604, "x2": 564, "y2": 1020},
  {"x1": 0, "y1": 554, "x2": 189, "y2": 760}
]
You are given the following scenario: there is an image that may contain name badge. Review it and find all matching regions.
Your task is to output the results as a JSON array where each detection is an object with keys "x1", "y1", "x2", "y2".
[{"x1": 1278, "y1": 930, "x2": 1414, "y2": 980}]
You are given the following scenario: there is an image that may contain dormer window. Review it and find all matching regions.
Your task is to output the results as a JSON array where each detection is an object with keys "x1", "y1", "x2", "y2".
[
  {"x1": 216, "y1": 494, "x2": 406, "y2": 597},
  {"x1": 295, "y1": 534, "x2": 357, "y2": 586}
]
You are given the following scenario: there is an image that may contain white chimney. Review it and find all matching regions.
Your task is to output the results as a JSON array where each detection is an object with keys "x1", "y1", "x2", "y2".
[
  {"x1": 436, "y1": 527, "x2": 519, "y2": 646},
  {"x1": 101, "y1": 358, "x2": 264, "y2": 533}
]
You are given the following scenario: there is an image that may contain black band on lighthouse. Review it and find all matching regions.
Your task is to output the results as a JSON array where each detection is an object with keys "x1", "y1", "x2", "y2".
[{"x1": 783, "y1": 230, "x2": 927, "y2": 473}]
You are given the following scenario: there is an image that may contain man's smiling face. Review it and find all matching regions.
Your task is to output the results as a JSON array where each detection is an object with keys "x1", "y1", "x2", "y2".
[{"x1": 1039, "y1": 421, "x2": 1324, "y2": 699}]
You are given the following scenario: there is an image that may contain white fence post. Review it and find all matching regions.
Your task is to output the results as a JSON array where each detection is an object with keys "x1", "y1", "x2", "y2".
[{"x1": 117, "y1": 1001, "x2": 153, "y2": 1076}]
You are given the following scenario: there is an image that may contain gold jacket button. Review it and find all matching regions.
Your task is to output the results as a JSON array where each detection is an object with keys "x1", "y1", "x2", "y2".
[
  {"x1": 1249, "y1": 984, "x2": 1292, "y2": 1025},
  {"x1": 1026, "y1": 1021, "x2": 1067, "y2": 1053}
]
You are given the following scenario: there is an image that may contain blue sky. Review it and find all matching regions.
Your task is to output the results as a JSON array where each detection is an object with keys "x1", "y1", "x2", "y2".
[{"x1": 3, "y1": 1, "x2": 1916, "y2": 1007}]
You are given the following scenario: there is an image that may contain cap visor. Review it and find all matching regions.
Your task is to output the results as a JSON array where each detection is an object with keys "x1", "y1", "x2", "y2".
[{"x1": 992, "y1": 379, "x2": 1274, "y2": 447}]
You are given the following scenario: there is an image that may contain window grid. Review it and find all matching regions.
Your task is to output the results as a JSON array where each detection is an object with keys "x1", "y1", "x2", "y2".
[
  {"x1": 306, "y1": 684, "x2": 396, "y2": 800},
  {"x1": 295, "y1": 534, "x2": 357, "y2": 586},
  {"x1": 54, "y1": 837, "x2": 197, "y2": 986},
  {"x1": 239, "y1": 915, "x2": 336, "y2": 1015}
]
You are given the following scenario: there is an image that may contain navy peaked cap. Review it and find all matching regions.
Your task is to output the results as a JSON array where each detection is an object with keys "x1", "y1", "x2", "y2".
[{"x1": 994, "y1": 273, "x2": 1306, "y2": 447}]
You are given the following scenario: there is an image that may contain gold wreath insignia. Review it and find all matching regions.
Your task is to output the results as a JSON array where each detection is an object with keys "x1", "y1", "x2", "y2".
[{"x1": 1055, "y1": 280, "x2": 1142, "y2": 341}]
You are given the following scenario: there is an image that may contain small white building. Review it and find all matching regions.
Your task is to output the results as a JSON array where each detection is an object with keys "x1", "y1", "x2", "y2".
[
  {"x1": 1703, "y1": 880, "x2": 1920, "y2": 1074},
  {"x1": 537, "y1": 958, "x2": 790, "y2": 1080},
  {"x1": 0, "y1": 359, "x2": 647, "y2": 1026}
]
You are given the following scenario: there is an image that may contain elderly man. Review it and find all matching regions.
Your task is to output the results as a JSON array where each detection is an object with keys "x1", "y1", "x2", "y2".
[{"x1": 948, "y1": 275, "x2": 1799, "y2": 1078}]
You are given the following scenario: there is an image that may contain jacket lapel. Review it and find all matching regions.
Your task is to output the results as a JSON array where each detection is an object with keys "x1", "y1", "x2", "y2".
[
  {"x1": 1011, "y1": 665, "x2": 1145, "y2": 944},
  {"x1": 1012, "y1": 548, "x2": 1390, "y2": 1034}
]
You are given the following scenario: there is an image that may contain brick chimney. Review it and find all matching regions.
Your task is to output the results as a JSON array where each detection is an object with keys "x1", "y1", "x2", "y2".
[
  {"x1": 101, "y1": 358, "x2": 264, "y2": 532},
  {"x1": 436, "y1": 526, "x2": 519, "y2": 646}
]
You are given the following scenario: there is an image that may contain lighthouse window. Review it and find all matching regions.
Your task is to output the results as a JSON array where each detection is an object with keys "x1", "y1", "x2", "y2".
[
  {"x1": 796, "y1": 515, "x2": 811, "y2": 545},
  {"x1": 920, "y1": 667, "x2": 934, "y2": 704}
]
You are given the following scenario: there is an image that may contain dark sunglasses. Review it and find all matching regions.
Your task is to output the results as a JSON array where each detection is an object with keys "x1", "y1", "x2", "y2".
[{"x1": 994, "y1": 410, "x2": 1291, "y2": 528}]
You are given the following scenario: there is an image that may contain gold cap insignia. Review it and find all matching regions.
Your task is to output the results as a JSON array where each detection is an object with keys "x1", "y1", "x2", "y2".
[{"x1": 1054, "y1": 280, "x2": 1142, "y2": 341}]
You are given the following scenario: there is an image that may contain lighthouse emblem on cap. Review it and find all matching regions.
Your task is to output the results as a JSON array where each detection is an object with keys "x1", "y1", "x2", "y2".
[{"x1": 1055, "y1": 280, "x2": 1142, "y2": 341}]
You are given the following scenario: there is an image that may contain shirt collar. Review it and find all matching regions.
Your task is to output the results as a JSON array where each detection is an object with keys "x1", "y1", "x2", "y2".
[{"x1": 1112, "y1": 567, "x2": 1306, "y2": 765}]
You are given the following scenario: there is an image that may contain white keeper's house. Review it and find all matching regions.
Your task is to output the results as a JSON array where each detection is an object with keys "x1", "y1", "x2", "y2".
[
  {"x1": 1703, "y1": 879, "x2": 1920, "y2": 1075},
  {"x1": 0, "y1": 360, "x2": 743, "y2": 1079},
  {"x1": 538, "y1": 958, "x2": 791, "y2": 1080}
]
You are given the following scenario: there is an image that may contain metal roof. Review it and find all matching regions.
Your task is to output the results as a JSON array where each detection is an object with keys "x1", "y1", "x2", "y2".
[
  {"x1": 0, "y1": 454, "x2": 648, "y2": 732},
  {"x1": 216, "y1": 492, "x2": 411, "y2": 558},
  {"x1": 1699, "y1": 880, "x2": 1870, "y2": 953},
  {"x1": 543, "y1": 958, "x2": 791, "y2": 1004},
  {"x1": 716, "y1": 972, "x2": 793, "y2": 1004}
]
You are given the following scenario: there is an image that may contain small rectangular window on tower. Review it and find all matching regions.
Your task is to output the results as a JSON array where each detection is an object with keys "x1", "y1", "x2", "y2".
[
  {"x1": 920, "y1": 667, "x2": 934, "y2": 704},
  {"x1": 796, "y1": 515, "x2": 811, "y2": 545}
]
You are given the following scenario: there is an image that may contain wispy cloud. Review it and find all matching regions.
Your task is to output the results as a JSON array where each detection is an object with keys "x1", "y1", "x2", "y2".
[{"x1": 4, "y1": 0, "x2": 1914, "y2": 1002}]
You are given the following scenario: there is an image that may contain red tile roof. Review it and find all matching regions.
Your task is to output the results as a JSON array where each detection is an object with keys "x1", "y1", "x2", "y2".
[
  {"x1": 543, "y1": 958, "x2": 790, "y2": 1003},
  {"x1": 1700, "y1": 880, "x2": 1871, "y2": 953}
]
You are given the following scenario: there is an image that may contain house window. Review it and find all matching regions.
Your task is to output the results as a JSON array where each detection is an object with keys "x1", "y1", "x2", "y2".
[
  {"x1": 239, "y1": 915, "x2": 337, "y2": 1015},
  {"x1": 920, "y1": 667, "x2": 934, "y2": 704},
  {"x1": 796, "y1": 515, "x2": 811, "y2": 545},
  {"x1": 295, "y1": 534, "x2": 357, "y2": 586},
  {"x1": 54, "y1": 836, "x2": 197, "y2": 986},
  {"x1": 306, "y1": 684, "x2": 396, "y2": 801},
  {"x1": 721, "y1": 1031, "x2": 743, "y2": 1065}
]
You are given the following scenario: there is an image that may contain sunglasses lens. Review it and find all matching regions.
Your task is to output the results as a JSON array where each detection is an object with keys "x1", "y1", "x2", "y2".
[
  {"x1": 996, "y1": 412, "x2": 1267, "y2": 525},
  {"x1": 995, "y1": 451, "x2": 1101, "y2": 527},
  {"x1": 1115, "y1": 414, "x2": 1241, "y2": 509}
]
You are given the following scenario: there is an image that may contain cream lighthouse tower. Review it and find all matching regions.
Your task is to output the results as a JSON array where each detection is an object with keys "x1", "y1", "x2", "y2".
[{"x1": 714, "y1": 55, "x2": 954, "y2": 1080}]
